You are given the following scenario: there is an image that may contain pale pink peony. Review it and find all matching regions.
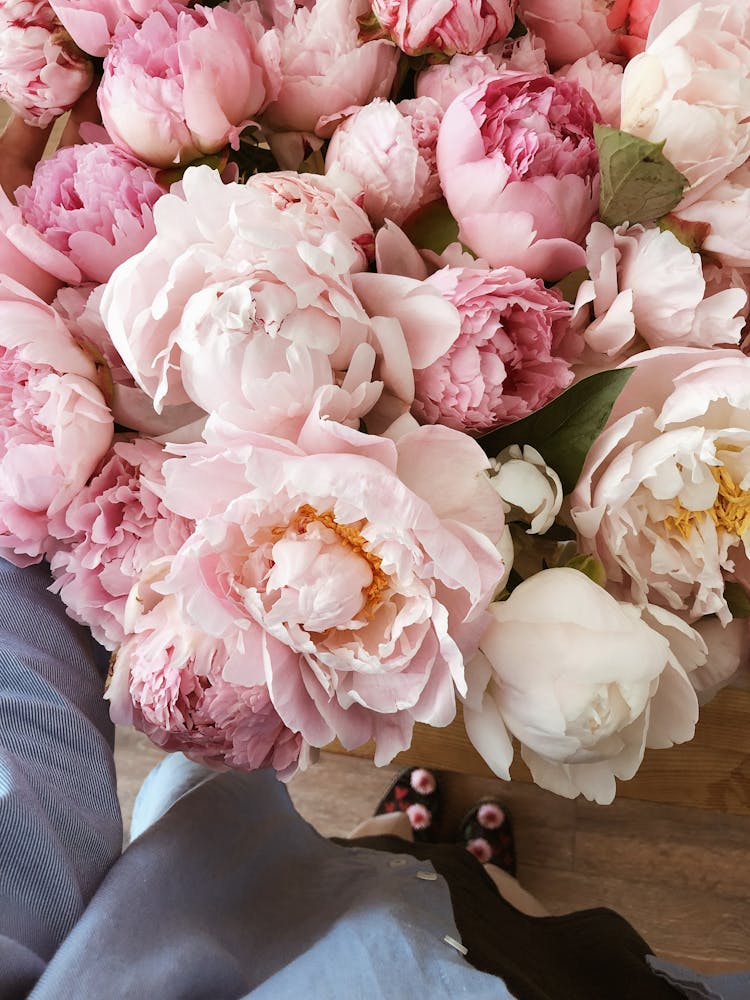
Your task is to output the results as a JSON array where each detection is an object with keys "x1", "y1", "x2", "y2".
[
  {"x1": 49, "y1": 437, "x2": 193, "y2": 649},
  {"x1": 0, "y1": 181, "x2": 80, "y2": 301},
  {"x1": 0, "y1": 0, "x2": 93, "y2": 126},
  {"x1": 0, "y1": 277, "x2": 113, "y2": 566},
  {"x1": 369, "y1": 0, "x2": 516, "y2": 56},
  {"x1": 556, "y1": 52, "x2": 623, "y2": 127},
  {"x1": 15, "y1": 142, "x2": 165, "y2": 285},
  {"x1": 672, "y1": 163, "x2": 750, "y2": 272},
  {"x1": 49, "y1": 0, "x2": 190, "y2": 56},
  {"x1": 325, "y1": 97, "x2": 442, "y2": 228},
  {"x1": 437, "y1": 72, "x2": 600, "y2": 282},
  {"x1": 570, "y1": 348, "x2": 750, "y2": 626},
  {"x1": 156, "y1": 394, "x2": 505, "y2": 765},
  {"x1": 516, "y1": 0, "x2": 622, "y2": 69},
  {"x1": 98, "y1": 0, "x2": 279, "y2": 168},
  {"x1": 411, "y1": 265, "x2": 575, "y2": 431},
  {"x1": 101, "y1": 166, "x2": 393, "y2": 439},
  {"x1": 465, "y1": 568, "x2": 700, "y2": 803},
  {"x1": 573, "y1": 223, "x2": 748, "y2": 360},
  {"x1": 257, "y1": 0, "x2": 398, "y2": 165},
  {"x1": 108, "y1": 580, "x2": 306, "y2": 778},
  {"x1": 620, "y1": 1, "x2": 750, "y2": 208},
  {"x1": 415, "y1": 35, "x2": 548, "y2": 112}
]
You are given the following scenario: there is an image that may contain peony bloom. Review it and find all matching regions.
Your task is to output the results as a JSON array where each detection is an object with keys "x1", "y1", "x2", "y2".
[
  {"x1": 620, "y1": 1, "x2": 750, "y2": 208},
  {"x1": 556, "y1": 51, "x2": 623, "y2": 128},
  {"x1": 464, "y1": 568, "x2": 700, "y2": 804},
  {"x1": 516, "y1": 0, "x2": 622, "y2": 69},
  {"x1": 156, "y1": 395, "x2": 505, "y2": 765},
  {"x1": 258, "y1": 0, "x2": 398, "y2": 162},
  {"x1": 437, "y1": 72, "x2": 600, "y2": 282},
  {"x1": 0, "y1": 277, "x2": 113, "y2": 566},
  {"x1": 411, "y1": 265, "x2": 576, "y2": 431},
  {"x1": 369, "y1": 0, "x2": 516, "y2": 56},
  {"x1": 671, "y1": 163, "x2": 750, "y2": 272},
  {"x1": 49, "y1": 0, "x2": 190, "y2": 56},
  {"x1": 325, "y1": 97, "x2": 442, "y2": 228},
  {"x1": 489, "y1": 444, "x2": 563, "y2": 535},
  {"x1": 606, "y1": 0, "x2": 658, "y2": 57},
  {"x1": 15, "y1": 142, "x2": 165, "y2": 285},
  {"x1": 108, "y1": 577, "x2": 307, "y2": 779},
  {"x1": 573, "y1": 223, "x2": 748, "y2": 360},
  {"x1": 49, "y1": 437, "x2": 193, "y2": 649},
  {"x1": 100, "y1": 166, "x2": 395, "y2": 439},
  {"x1": 570, "y1": 348, "x2": 750, "y2": 626},
  {"x1": 0, "y1": 0, "x2": 93, "y2": 126},
  {"x1": 98, "y1": 1, "x2": 279, "y2": 168}
]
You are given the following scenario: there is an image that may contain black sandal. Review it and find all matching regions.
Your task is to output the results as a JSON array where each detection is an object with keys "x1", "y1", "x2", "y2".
[
  {"x1": 374, "y1": 766, "x2": 442, "y2": 842},
  {"x1": 458, "y1": 798, "x2": 516, "y2": 876}
]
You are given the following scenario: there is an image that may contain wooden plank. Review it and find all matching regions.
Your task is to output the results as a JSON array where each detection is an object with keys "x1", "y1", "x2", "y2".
[{"x1": 330, "y1": 687, "x2": 750, "y2": 815}]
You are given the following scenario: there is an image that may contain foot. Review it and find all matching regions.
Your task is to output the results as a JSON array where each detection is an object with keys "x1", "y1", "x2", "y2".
[
  {"x1": 375, "y1": 766, "x2": 442, "y2": 842},
  {"x1": 459, "y1": 798, "x2": 516, "y2": 876}
]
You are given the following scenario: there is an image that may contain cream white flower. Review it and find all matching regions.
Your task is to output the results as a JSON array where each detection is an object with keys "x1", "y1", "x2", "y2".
[
  {"x1": 489, "y1": 445, "x2": 563, "y2": 535},
  {"x1": 463, "y1": 568, "x2": 700, "y2": 804}
]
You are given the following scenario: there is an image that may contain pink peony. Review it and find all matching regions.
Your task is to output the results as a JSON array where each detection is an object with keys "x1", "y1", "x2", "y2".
[
  {"x1": 516, "y1": 0, "x2": 622, "y2": 69},
  {"x1": 325, "y1": 97, "x2": 442, "y2": 228},
  {"x1": 369, "y1": 0, "x2": 516, "y2": 56},
  {"x1": 0, "y1": 181, "x2": 80, "y2": 302},
  {"x1": 108, "y1": 581, "x2": 306, "y2": 779},
  {"x1": 573, "y1": 222, "x2": 748, "y2": 361},
  {"x1": 15, "y1": 142, "x2": 165, "y2": 285},
  {"x1": 0, "y1": 0, "x2": 93, "y2": 126},
  {"x1": 156, "y1": 394, "x2": 505, "y2": 765},
  {"x1": 570, "y1": 348, "x2": 750, "y2": 626},
  {"x1": 101, "y1": 166, "x2": 394, "y2": 439},
  {"x1": 98, "y1": 0, "x2": 279, "y2": 168},
  {"x1": 258, "y1": 0, "x2": 398, "y2": 162},
  {"x1": 606, "y1": 0, "x2": 659, "y2": 57},
  {"x1": 49, "y1": 437, "x2": 193, "y2": 649},
  {"x1": 437, "y1": 72, "x2": 600, "y2": 282},
  {"x1": 620, "y1": 2, "x2": 750, "y2": 208},
  {"x1": 0, "y1": 277, "x2": 113, "y2": 566},
  {"x1": 672, "y1": 163, "x2": 750, "y2": 272},
  {"x1": 49, "y1": 0, "x2": 190, "y2": 56}
]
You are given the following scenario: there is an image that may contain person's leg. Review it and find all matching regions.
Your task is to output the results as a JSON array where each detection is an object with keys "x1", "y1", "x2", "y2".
[
  {"x1": 481, "y1": 865, "x2": 549, "y2": 916},
  {"x1": 348, "y1": 810, "x2": 414, "y2": 840}
]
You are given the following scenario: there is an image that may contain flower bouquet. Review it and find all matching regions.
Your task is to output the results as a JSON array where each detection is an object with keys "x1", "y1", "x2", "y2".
[{"x1": 1, "y1": 0, "x2": 748, "y2": 803}]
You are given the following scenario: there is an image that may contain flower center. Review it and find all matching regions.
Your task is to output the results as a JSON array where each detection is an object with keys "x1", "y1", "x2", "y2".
[
  {"x1": 664, "y1": 466, "x2": 750, "y2": 540},
  {"x1": 288, "y1": 504, "x2": 389, "y2": 618}
]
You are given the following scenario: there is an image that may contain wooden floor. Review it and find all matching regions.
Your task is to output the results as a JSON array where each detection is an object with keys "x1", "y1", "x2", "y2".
[{"x1": 115, "y1": 729, "x2": 750, "y2": 974}]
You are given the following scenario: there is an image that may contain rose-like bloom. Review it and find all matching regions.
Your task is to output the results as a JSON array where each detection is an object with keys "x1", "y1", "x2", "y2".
[
  {"x1": 49, "y1": 437, "x2": 193, "y2": 648},
  {"x1": 620, "y1": 2, "x2": 750, "y2": 208},
  {"x1": 98, "y1": 1, "x2": 279, "y2": 168},
  {"x1": 437, "y1": 72, "x2": 600, "y2": 282},
  {"x1": 107, "y1": 577, "x2": 307, "y2": 778},
  {"x1": 258, "y1": 0, "x2": 398, "y2": 159},
  {"x1": 0, "y1": 181, "x2": 80, "y2": 302},
  {"x1": 410, "y1": 265, "x2": 576, "y2": 431},
  {"x1": 570, "y1": 348, "x2": 750, "y2": 625},
  {"x1": 325, "y1": 97, "x2": 442, "y2": 228},
  {"x1": 573, "y1": 223, "x2": 748, "y2": 360},
  {"x1": 464, "y1": 568, "x2": 700, "y2": 803},
  {"x1": 49, "y1": 0, "x2": 189, "y2": 56},
  {"x1": 0, "y1": 277, "x2": 113, "y2": 566},
  {"x1": 369, "y1": 0, "x2": 516, "y2": 56},
  {"x1": 0, "y1": 0, "x2": 93, "y2": 126},
  {"x1": 156, "y1": 396, "x2": 505, "y2": 765},
  {"x1": 490, "y1": 444, "x2": 563, "y2": 534},
  {"x1": 15, "y1": 142, "x2": 165, "y2": 285},
  {"x1": 101, "y1": 166, "x2": 395, "y2": 439},
  {"x1": 556, "y1": 51, "x2": 623, "y2": 127}
]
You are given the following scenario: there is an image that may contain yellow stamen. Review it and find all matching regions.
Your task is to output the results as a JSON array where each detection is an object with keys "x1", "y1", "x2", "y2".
[
  {"x1": 286, "y1": 504, "x2": 389, "y2": 618},
  {"x1": 664, "y1": 465, "x2": 750, "y2": 540}
]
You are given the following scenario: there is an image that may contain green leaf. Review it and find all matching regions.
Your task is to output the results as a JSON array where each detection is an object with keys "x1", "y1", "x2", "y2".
[
  {"x1": 478, "y1": 368, "x2": 634, "y2": 494},
  {"x1": 725, "y1": 582, "x2": 750, "y2": 619},
  {"x1": 402, "y1": 199, "x2": 461, "y2": 254},
  {"x1": 565, "y1": 553, "x2": 607, "y2": 587},
  {"x1": 595, "y1": 124, "x2": 689, "y2": 228}
]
